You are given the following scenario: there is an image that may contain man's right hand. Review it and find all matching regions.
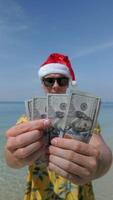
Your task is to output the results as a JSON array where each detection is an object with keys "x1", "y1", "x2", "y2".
[{"x1": 5, "y1": 119, "x2": 51, "y2": 168}]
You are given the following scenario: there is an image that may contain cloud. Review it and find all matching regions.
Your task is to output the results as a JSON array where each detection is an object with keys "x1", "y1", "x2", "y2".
[
  {"x1": 0, "y1": 0, "x2": 25, "y2": 19},
  {"x1": 0, "y1": 0, "x2": 29, "y2": 33},
  {"x1": 72, "y1": 41, "x2": 113, "y2": 58}
]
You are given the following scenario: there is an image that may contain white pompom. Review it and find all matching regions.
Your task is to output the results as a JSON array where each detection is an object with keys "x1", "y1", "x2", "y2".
[{"x1": 71, "y1": 80, "x2": 77, "y2": 85}]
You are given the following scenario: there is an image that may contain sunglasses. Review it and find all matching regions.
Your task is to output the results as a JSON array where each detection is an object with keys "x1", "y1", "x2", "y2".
[{"x1": 42, "y1": 77, "x2": 69, "y2": 87}]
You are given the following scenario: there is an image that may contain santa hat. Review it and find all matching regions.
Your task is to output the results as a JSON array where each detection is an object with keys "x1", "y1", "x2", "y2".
[{"x1": 38, "y1": 53, "x2": 76, "y2": 85}]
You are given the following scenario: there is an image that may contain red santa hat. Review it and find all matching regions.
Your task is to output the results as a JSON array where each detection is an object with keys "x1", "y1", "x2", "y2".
[{"x1": 38, "y1": 53, "x2": 76, "y2": 85}]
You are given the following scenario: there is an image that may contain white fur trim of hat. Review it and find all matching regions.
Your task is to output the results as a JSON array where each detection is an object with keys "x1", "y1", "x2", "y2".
[{"x1": 38, "y1": 63, "x2": 70, "y2": 78}]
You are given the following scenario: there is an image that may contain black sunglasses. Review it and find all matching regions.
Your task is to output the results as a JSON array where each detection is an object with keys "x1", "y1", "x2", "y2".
[{"x1": 42, "y1": 77, "x2": 69, "y2": 87}]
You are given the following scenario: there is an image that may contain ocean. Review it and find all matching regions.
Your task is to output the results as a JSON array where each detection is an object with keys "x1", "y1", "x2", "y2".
[
  {"x1": 0, "y1": 101, "x2": 113, "y2": 200},
  {"x1": 0, "y1": 102, "x2": 27, "y2": 200}
]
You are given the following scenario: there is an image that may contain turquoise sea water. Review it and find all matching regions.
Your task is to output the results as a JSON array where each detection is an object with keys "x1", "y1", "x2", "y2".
[
  {"x1": 0, "y1": 102, "x2": 113, "y2": 200},
  {"x1": 0, "y1": 102, "x2": 26, "y2": 200}
]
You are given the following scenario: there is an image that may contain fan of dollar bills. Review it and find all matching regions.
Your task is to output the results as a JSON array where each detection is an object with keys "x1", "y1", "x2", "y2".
[{"x1": 25, "y1": 90, "x2": 101, "y2": 143}]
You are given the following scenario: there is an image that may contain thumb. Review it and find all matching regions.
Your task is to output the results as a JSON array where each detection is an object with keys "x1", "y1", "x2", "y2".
[{"x1": 6, "y1": 119, "x2": 51, "y2": 137}]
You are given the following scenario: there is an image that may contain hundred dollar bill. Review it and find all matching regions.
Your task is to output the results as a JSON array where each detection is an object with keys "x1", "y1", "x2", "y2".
[
  {"x1": 32, "y1": 96, "x2": 49, "y2": 143},
  {"x1": 32, "y1": 97, "x2": 47, "y2": 120},
  {"x1": 32, "y1": 96, "x2": 49, "y2": 167},
  {"x1": 25, "y1": 99, "x2": 33, "y2": 120},
  {"x1": 47, "y1": 94, "x2": 70, "y2": 139},
  {"x1": 64, "y1": 91, "x2": 101, "y2": 143}
]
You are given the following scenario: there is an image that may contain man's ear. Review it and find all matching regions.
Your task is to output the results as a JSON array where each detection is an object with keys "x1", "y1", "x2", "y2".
[{"x1": 41, "y1": 80, "x2": 44, "y2": 88}]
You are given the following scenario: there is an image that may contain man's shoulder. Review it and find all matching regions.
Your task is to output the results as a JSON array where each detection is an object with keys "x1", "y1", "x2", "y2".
[
  {"x1": 93, "y1": 123, "x2": 101, "y2": 134},
  {"x1": 16, "y1": 115, "x2": 28, "y2": 124}
]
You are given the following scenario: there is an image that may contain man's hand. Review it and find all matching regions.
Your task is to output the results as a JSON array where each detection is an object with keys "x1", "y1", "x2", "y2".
[
  {"x1": 5, "y1": 119, "x2": 51, "y2": 168},
  {"x1": 48, "y1": 136, "x2": 100, "y2": 185}
]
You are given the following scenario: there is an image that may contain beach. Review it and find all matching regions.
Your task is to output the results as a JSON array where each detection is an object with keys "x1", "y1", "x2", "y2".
[{"x1": 0, "y1": 102, "x2": 113, "y2": 200}]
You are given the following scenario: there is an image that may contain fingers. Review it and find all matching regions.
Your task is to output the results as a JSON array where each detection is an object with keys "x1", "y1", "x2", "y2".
[
  {"x1": 6, "y1": 119, "x2": 51, "y2": 137},
  {"x1": 51, "y1": 137, "x2": 98, "y2": 157},
  {"x1": 49, "y1": 145, "x2": 84, "y2": 167},
  {"x1": 49, "y1": 145, "x2": 98, "y2": 177},
  {"x1": 19, "y1": 146, "x2": 47, "y2": 166},
  {"x1": 6, "y1": 137, "x2": 47, "y2": 166},
  {"x1": 49, "y1": 154, "x2": 89, "y2": 178},
  {"x1": 49, "y1": 145, "x2": 98, "y2": 170},
  {"x1": 5, "y1": 119, "x2": 51, "y2": 167},
  {"x1": 6, "y1": 130, "x2": 43, "y2": 151},
  {"x1": 48, "y1": 162, "x2": 83, "y2": 185},
  {"x1": 48, "y1": 148, "x2": 98, "y2": 184},
  {"x1": 13, "y1": 140, "x2": 45, "y2": 159},
  {"x1": 49, "y1": 138, "x2": 100, "y2": 184}
]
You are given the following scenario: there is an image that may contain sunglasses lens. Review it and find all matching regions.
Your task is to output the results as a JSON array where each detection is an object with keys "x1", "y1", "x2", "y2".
[
  {"x1": 43, "y1": 78, "x2": 55, "y2": 87},
  {"x1": 58, "y1": 77, "x2": 69, "y2": 86},
  {"x1": 42, "y1": 77, "x2": 69, "y2": 87}
]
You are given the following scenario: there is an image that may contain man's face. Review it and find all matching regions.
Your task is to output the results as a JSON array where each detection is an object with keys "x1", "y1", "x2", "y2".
[{"x1": 41, "y1": 73, "x2": 69, "y2": 94}]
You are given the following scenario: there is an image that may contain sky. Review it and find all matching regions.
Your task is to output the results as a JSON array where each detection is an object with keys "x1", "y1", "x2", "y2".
[{"x1": 0, "y1": 0, "x2": 113, "y2": 102}]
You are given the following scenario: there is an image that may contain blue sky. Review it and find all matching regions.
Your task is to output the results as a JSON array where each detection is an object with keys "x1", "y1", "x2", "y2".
[{"x1": 0, "y1": 0, "x2": 113, "y2": 101}]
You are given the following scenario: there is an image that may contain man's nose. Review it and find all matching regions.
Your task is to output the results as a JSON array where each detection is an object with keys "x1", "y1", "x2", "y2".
[{"x1": 52, "y1": 80, "x2": 59, "y2": 88}]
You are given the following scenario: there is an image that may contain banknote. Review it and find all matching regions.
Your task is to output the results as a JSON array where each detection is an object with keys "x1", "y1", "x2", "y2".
[
  {"x1": 47, "y1": 94, "x2": 70, "y2": 138},
  {"x1": 64, "y1": 91, "x2": 101, "y2": 142},
  {"x1": 24, "y1": 92, "x2": 101, "y2": 167},
  {"x1": 32, "y1": 97, "x2": 47, "y2": 120},
  {"x1": 32, "y1": 96, "x2": 50, "y2": 146},
  {"x1": 31, "y1": 97, "x2": 49, "y2": 166},
  {"x1": 25, "y1": 91, "x2": 101, "y2": 143},
  {"x1": 25, "y1": 99, "x2": 33, "y2": 120}
]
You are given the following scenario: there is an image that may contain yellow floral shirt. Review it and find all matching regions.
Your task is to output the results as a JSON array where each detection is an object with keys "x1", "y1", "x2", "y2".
[{"x1": 17, "y1": 116, "x2": 101, "y2": 200}]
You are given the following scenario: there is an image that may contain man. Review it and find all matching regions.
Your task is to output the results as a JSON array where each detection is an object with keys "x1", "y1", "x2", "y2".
[{"x1": 5, "y1": 53, "x2": 112, "y2": 200}]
